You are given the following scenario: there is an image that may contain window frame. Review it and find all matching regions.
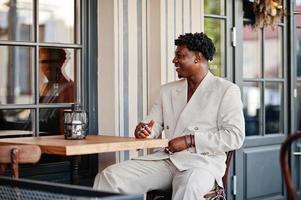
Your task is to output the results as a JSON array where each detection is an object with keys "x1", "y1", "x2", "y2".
[
  {"x1": 204, "y1": 0, "x2": 233, "y2": 79},
  {"x1": 0, "y1": 0, "x2": 98, "y2": 136},
  {"x1": 240, "y1": 1, "x2": 287, "y2": 137}
]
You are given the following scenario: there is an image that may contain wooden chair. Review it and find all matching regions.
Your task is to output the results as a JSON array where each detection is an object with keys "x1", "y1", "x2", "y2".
[
  {"x1": 280, "y1": 132, "x2": 301, "y2": 200},
  {"x1": 147, "y1": 151, "x2": 233, "y2": 200},
  {"x1": 203, "y1": 151, "x2": 233, "y2": 200},
  {"x1": 0, "y1": 145, "x2": 41, "y2": 179}
]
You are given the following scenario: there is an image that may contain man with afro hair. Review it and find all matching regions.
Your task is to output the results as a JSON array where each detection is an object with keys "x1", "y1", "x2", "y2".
[{"x1": 94, "y1": 32, "x2": 245, "y2": 200}]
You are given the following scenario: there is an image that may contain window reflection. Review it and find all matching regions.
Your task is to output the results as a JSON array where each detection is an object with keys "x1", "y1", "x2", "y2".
[
  {"x1": 243, "y1": 82, "x2": 261, "y2": 136},
  {"x1": 0, "y1": 46, "x2": 34, "y2": 104},
  {"x1": 243, "y1": 0, "x2": 255, "y2": 24},
  {"x1": 243, "y1": 24, "x2": 261, "y2": 78},
  {"x1": 296, "y1": 28, "x2": 301, "y2": 77},
  {"x1": 39, "y1": 108, "x2": 64, "y2": 135},
  {"x1": 39, "y1": 0, "x2": 79, "y2": 44},
  {"x1": 264, "y1": 26, "x2": 282, "y2": 78},
  {"x1": 204, "y1": 0, "x2": 225, "y2": 15},
  {"x1": 296, "y1": 0, "x2": 301, "y2": 12},
  {"x1": 39, "y1": 48, "x2": 75, "y2": 104},
  {"x1": 265, "y1": 83, "x2": 283, "y2": 134},
  {"x1": 296, "y1": 82, "x2": 301, "y2": 130},
  {"x1": 0, "y1": 0, "x2": 34, "y2": 41},
  {"x1": 0, "y1": 109, "x2": 33, "y2": 131},
  {"x1": 295, "y1": 15, "x2": 301, "y2": 26},
  {"x1": 204, "y1": 18, "x2": 225, "y2": 77}
]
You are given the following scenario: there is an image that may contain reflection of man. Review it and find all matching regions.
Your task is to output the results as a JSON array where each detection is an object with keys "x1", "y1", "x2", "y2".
[
  {"x1": 94, "y1": 33, "x2": 245, "y2": 199},
  {"x1": 0, "y1": 49, "x2": 75, "y2": 133},
  {"x1": 39, "y1": 48, "x2": 74, "y2": 103},
  {"x1": 39, "y1": 48, "x2": 75, "y2": 134}
]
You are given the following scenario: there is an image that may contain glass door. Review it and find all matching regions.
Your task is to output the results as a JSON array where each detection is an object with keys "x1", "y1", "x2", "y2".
[
  {"x1": 291, "y1": 0, "x2": 301, "y2": 198},
  {"x1": 235, "y1": 0, "x2": 287, "y2": 199}
]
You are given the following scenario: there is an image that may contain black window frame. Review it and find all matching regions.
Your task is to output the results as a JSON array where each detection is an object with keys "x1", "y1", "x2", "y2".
[
  {"x1": 240, "y1": 0, "x2": 287, "y2": 137},
  {"x1": 0, "y1": 0, "x2": 98, "y2": 137},
  {"x1": 204, "y1": 0, "x2": 233, "y2": 79}
]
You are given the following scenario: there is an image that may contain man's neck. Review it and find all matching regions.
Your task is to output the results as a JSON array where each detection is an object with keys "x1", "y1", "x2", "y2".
[{"x1": 187, "y1": 70, "x2": 208, "y2": 90}]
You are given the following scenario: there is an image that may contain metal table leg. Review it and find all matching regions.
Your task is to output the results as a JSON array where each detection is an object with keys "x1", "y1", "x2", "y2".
[{"x1": 70, "y1": 155, "x2": 81, "y2": 184}]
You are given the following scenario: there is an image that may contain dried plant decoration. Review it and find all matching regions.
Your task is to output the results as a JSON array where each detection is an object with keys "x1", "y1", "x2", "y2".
[{"x1": 253, "y1": 0, "x2": 285, "y2": 29}]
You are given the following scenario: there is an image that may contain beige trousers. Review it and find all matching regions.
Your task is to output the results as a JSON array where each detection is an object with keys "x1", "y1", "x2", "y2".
[{"x1": 93, "y1": 159, "x2": 215, "y2": 200}]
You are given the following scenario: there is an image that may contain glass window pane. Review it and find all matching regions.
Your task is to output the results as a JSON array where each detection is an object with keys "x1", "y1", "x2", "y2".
[
  {"x1": 204, "y1": 18, "x2": 225, "y2": 77},
  {"x1": 243, "y1": 24, "x2": 261, "y2": 78},
  {"x1": 265, "y1": 82, "x2": 283, "y2": 134},
  {"x1": 39, "y1": 0, "x2": 80, "y2": 44},
  {"x1": 264, "y1": 26, "x2": 283, "y2": 78},
  {"x1": 295, "y1": 14, "x2": 301, "y2": 27},
  {"x1": 243, "y1": 0, "x2": 255, "y2": 22},
  {"x1": 243, "y1": 82, "x2": 261, "y2": 136},
  {"x1": 0, "y1": 46, "x2": 34, "y2": 105},
  {"x1": 298, "y1": 28, "x2": 301, "y2": 75},
  {"x1": 0, "y1": 109, "x2": 33, "y2": 134},
  {"x1": 296, "y1": 0, "x2": 301, "y2": 12},
  {"x1": 204, "y1": 0, "x2": 225, "y2": 15},
  {"x1": 39, "y1": 108, "x2": 64, "y2": 135},
  {"x1": 296, "y1": 82, "x2": 301, "y2": 131},
  {"x1": 39, "y1": 48, "x2": 76, "y2": 104},
  {"x1": 296, "y1": 28, "x2": 301, "y2": 77},
  {"x1": 0, "y1": 0, "x2": 34, "y2": 41}
]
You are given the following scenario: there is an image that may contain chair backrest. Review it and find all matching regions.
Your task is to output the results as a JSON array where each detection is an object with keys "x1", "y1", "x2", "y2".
[
  {"x1": 0, "y1": 145, "x2": 41, "y2": 179},
  {"x1": 202, "y1": 151, "x2": 233, "y2": 200},
  {"x1": 280, "y1": 132, "x2": 301, "y2": 200}
]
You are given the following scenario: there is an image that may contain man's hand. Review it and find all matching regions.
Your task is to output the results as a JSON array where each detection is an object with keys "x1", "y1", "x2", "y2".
[
  {"x1": 165, "y1": 135, "x2": 194, "y2": 154},
  {"x1": 134, "y1": 120, "x2": 155, "y2": 138}
]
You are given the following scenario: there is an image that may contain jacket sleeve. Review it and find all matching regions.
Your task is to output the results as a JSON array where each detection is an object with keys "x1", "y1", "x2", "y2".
[
  {"x1": 194, "y1": 84, "x2": 245, "y2": 154},
  {"x1": 142, "y1": 89, "x2": 164, "y2": 138}
]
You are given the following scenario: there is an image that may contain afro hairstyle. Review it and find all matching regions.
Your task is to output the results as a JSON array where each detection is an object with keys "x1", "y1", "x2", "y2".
[{"x1": 174, "y1": 32, "x2": 216, "y2": 61}]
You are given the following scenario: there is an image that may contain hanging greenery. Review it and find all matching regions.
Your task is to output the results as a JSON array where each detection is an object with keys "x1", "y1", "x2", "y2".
[{"x1": 253, "y1": 0, "x2": 285, "y2": 29}]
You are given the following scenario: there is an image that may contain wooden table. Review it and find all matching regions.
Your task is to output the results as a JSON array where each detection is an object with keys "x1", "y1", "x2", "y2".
[
  {"x1": 0, "y1": 135, "x2": 168, "y2": 184},
  {"x1": 0, "y1": 135, "x2": 167, "y2": 156}
]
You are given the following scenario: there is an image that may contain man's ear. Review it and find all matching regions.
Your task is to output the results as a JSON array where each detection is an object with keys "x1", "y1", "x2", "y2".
[{"x1": 194, "y1": 52, "x2": 203, "y2": 63}]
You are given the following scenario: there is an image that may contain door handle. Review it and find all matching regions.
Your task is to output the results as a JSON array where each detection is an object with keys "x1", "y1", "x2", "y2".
[{"x1": 293, "y1": 152, "x2": 301, "y2": 156}]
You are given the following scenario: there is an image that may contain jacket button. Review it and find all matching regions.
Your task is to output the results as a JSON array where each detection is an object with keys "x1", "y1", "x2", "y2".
[
  {"x1": 194, "y1": 127, "x2": 199, "y2": 131},
  {"x1": 166, "y1": 125, "x2": 169, "y2": 130}
]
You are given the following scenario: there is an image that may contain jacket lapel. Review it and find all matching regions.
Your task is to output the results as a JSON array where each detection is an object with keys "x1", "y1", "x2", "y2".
[
  {"x1": 172, "y1": 71, "x2": 214, "y2": 137},
  {"x1": 171, "y1": 80, "x2": 187, "y2": 122}
]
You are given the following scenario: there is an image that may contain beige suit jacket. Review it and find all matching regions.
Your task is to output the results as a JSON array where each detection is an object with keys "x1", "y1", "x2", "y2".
[{"x1": 137, "y1": 71, "x2": 245, "y2": 185}]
